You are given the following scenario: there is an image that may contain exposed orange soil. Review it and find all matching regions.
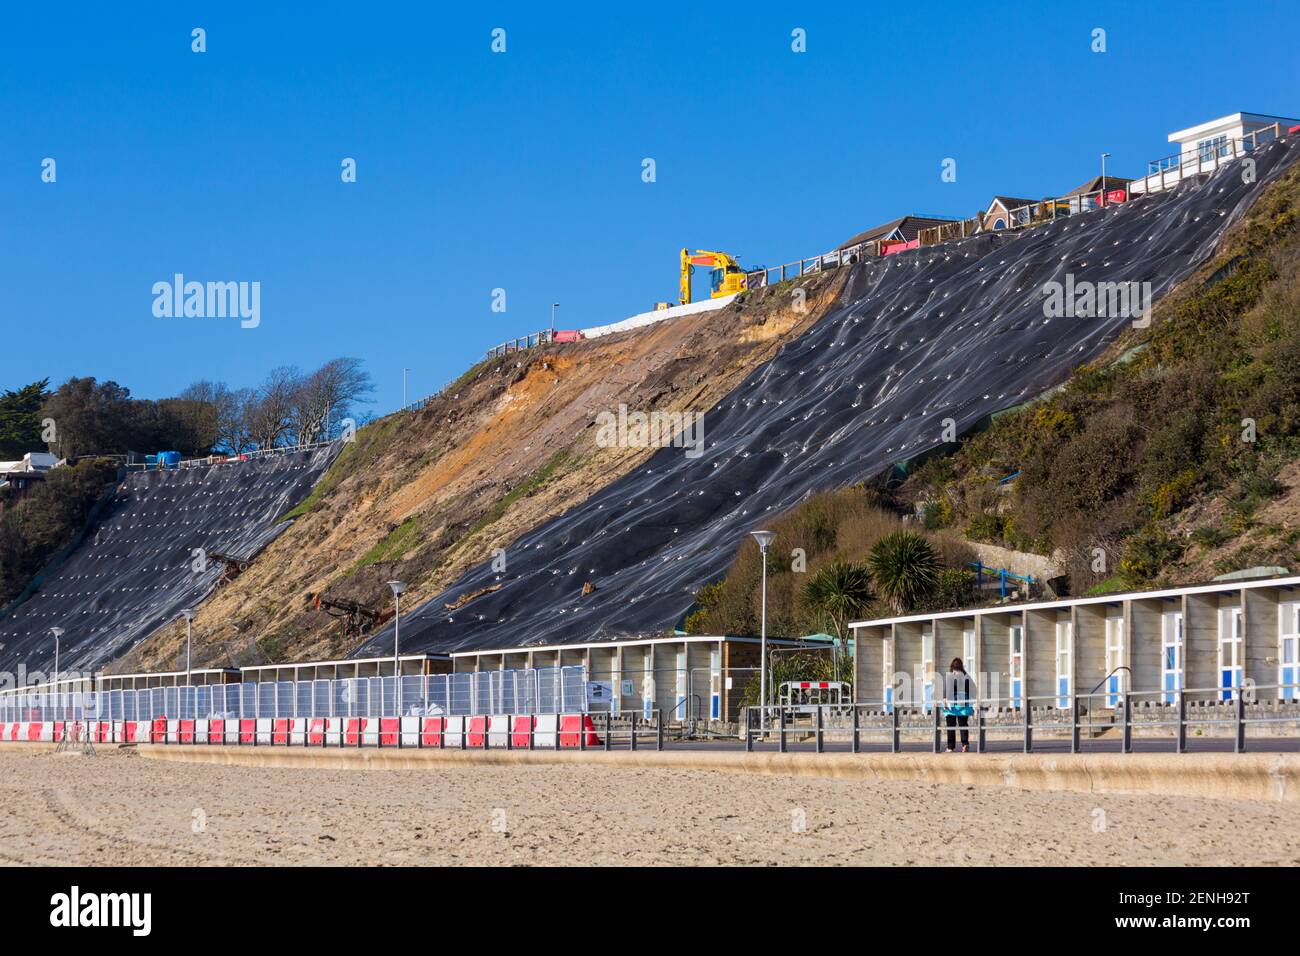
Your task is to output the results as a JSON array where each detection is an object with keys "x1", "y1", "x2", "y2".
[{"x1": 111, "y1": 271, "x2": 846, "y2": 673}]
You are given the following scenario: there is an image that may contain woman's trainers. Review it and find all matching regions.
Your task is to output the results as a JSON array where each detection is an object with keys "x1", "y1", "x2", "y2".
[{"x1": 961, "y1": 745, "x2": 969, "y2": 753}]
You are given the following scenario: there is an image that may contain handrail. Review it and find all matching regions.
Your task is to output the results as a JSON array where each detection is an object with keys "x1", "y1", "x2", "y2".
[
  {"x1": 1132, "y1": 122, "x2": 1282, "y2": 196},
  {"x1": 969, "y1": 561, "x2": 1036, "y2": 598},
  {"x1": 485, "y1": 328, "x2": 553, "y2": 360},
  {"x1": 744, "y1": 171, "x2": 1152, "y2": 294},
  {"x1": 743, "y1": 679, "x2": 1300, "y2": 755},
  {"x1": 1086, "y1": 666, "x2": 1131, "y2": 737},
  {"x1": 121, "y1": 439, "x2": 336, "y2": 472}
]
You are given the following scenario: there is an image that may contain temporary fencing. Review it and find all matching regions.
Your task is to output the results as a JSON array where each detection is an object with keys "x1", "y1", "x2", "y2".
[
  {"x1": 0, "y1": 665, "x2": 588, "y2": 724},
  {"x1": 0, "y1": 664, "x2": 666, "y2": 750}
]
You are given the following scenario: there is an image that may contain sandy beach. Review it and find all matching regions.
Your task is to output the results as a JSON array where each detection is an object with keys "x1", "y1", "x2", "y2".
[{"x1": 0, "y1": 748, "x2": 1296, "y2": 866}]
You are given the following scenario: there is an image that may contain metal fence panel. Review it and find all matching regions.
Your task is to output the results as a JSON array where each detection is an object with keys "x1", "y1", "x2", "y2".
[{"x1": 0, "y1": 663, "x2": 590, "y2": 727}]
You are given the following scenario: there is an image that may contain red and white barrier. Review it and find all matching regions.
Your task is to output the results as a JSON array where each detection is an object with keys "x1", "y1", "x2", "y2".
[
  {"x1": 420, "y1": 717, "x2": 445, "y2": 747},
  {"x1": 308, "y1": 718, "x2": 327, "y2": 745},
  {"x1": 443, "y1": 715, "x2": 464, "y2": 748},
  {"x1": 400, "y1": 716, "x2": 421, "y2": 747},
  {"x1": 0, "y1": 712, "x2": 606, "y2": 748},
  {"x1": 466, "y1": 716, "x2": 488, "y2": 748},
  {"x1": 512, "y1": 715, "x2": 535, "y2": 748},
  {"x1": 533, "y1": 714, "x2": 558, "y2": 748},
  {"x1": 326, "y1": 717, "x2": 345, "y2": 745},
  {"x1": 559, "y1": 714, "x2": 601, "y2": 748},
  {"x1": 488, "y1": 715, "x2": 511, "y2": 748}
]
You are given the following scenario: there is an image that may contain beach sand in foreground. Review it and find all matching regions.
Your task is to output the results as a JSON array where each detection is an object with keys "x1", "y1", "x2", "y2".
[{"x1": 0, "y1": 749, "x2": 1295, "y2": 866}]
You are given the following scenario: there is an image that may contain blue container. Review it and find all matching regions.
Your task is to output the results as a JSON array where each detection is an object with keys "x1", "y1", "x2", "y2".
[{"x1": 158, "y1": 451, "x2": 182, "y2": 468}]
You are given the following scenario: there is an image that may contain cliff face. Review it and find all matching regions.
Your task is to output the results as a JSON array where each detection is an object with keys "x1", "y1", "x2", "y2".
[
  {"x1": 111, "y1": 269, "x2": 845, "y2": 672},
  {"x1": 350, "y1": 137, "x2": 1300, "y2": 657},
  {"x1": 91, "y1": 133, "x2": 1300, "y2": 674},
  {"x1": 901, "y1": 153, "x2": 1300, "y2": 595},
  {"x1": 0, "y1": 444, "x2": 339, "y2": 675}
]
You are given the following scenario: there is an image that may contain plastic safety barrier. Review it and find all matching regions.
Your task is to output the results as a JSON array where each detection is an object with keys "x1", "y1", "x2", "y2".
[
  {"x1": 559, "y1": 714, "x2": 602, "y2": 748},
  {"x1": 511, "y1": 715, "x2": 534, "y2": 748},
  {"x1": 0, "y1": 711, "x2": 612, "y2": 749}
]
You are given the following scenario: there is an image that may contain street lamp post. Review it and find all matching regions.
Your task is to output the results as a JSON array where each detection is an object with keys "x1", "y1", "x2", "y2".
[
  {"x1": 551, "y1": 303, "x2": 559, "y2": 340},
  {"x1": 1101, "y1": 152, "x2": 1111, "y2": 195},
  {"x1": 750, "y1": 531, "x2": 776, "y2": 732},
  {"x1": 388, "y1": 580, "x2": 406, "y2": 716},
  {"x1": 180, "y1": 609, "x2": 195, "y2": 686},
  {"x1": 50, "y1": 627, "x2": 62, "y2": 685},
  {"x1": 50, "y1": 627, "x2": 63, "y2": 718},
  {"x1": 403, "y1": 368, "x2": 409, "y2": 409}
]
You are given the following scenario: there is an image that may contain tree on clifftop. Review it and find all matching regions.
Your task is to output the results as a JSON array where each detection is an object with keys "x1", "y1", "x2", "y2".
[{"x1": 0, "y1": 379, "x2": 50, "y2": 459}]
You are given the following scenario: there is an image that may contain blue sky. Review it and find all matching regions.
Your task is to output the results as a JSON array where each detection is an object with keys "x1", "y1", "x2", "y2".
[{"x1": 3, "y1": 1, "x2": 1297, "y2": 415}]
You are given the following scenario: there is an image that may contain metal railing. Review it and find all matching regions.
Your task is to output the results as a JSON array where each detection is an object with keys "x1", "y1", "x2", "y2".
[
  {"x1": 1131, "y1": 122, "x2": 1283, "y2": 196},
  {"x1": 743, "y1": 681, "x2": 1300, "y2": 755},
  {"x1": 969, "y1": 560, "x2": 1037, "y2": 598},
  {"x1": 744, "y1": 175, "x2": 1146, "y2": 294},
  {"x1": 744, "y1": 240, "x2": 886, "y2": 291},
  {"x1": 122, "y1": 439, "x2": 337, "y2": 472},
  {"x1": 486, "y1": 329, "x2": 553, "y2": 359}
]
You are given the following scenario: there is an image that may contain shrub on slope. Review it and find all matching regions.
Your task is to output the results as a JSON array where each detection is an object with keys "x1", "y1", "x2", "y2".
[
  {"x1": 0, "y1": 458, "x2": 119, "y2": 606},
  {"x1": 903, "y1": 162, "x2": 1300, "y2": 594},
  {"x1": 686, "y1": 486, "x2": 975, "y2": 637}
]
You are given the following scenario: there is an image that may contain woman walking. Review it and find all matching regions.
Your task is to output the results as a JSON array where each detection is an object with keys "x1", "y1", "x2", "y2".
[{"x1": 941, "y1": 658, "x2": 976, "y2": 752}]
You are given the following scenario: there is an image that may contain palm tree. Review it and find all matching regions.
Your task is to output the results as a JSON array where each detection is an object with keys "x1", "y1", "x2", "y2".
[
  {"x1": 801, "y1": 560, "x2": 874, "y2": 643},
  {"x1": 869, "y1": 530, "x2": 938, "y2": 614}
]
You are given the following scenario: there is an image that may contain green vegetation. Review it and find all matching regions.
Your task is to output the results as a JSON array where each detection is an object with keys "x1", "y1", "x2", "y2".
[
  {"x1": 800, "y1": 560, "x2": 874, "y2": 642},
  {"x1": 0, "y1": 380, "x2": 49, "y2": 459},
  {"x1": 685, "y1": 486, "x2": 976, "y2": 638},
  {"x1": 868, "y1": 530, "x2": 939, "y2": 614},
  {"x1": 464, "y1": 447, "x2": 573, "y2": 541},
  {"x1": 902, "y1": 161, "x2": 1300, "y2": 593},
  {"x1": 279, "y1": 437, "x2": 361, "y2": 522},
  {"x1": 350, "y1": 515, "x2": 423, "y2": 573},
  {"x1": 0, "y1": 458, "x2": 119, "y2": 606},
  {"x1": 255, "y1": 632, "x2": 287, "y2": 664}
]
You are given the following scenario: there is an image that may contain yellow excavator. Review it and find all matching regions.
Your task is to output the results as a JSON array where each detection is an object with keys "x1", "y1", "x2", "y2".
[{"x1": 663, "y1": 248, "x2": 749, "y2": 307}]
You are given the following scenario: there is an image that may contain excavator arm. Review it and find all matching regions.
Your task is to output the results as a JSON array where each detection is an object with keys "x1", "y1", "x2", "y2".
[{"x1": 679, "y1": 248, "x2": 746, "y2": 305}]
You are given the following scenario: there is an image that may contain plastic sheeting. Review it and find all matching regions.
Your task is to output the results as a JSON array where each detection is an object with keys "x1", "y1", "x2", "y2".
[
  {"x1": 0, "y1": 444, "x2": 340, "y2": 674},
  {"x1": 355, "y1": 138, "x2": 1300, "y2": 658},
  {"x1": 580, "y1": 294, "x2": 737, "y2": 339},
  {"x1": 353, "y1": 140, "x2": 1299, "y2": 659}
]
